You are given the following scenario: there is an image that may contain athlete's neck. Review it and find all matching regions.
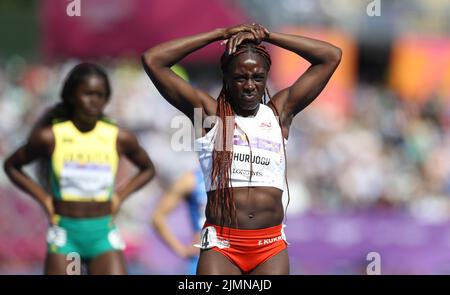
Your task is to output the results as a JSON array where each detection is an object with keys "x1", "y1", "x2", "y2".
[
  {"x1": 71, "y1": 115, "x2": 98, "y2": 132},
  {"x1": 233, "y1": 104, "x2": 260, "y2": 117}
]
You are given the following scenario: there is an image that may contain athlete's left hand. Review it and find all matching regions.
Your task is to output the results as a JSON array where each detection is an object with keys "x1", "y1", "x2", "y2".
[
  {"x1": 222, "y1": 23, "x2": 269, "y2": 54},
  {"x1": 111, "y1": 193, "x2": 122, "y2": 216},
  {"x1": 178, "y1": 244, "x2": 199, "y2": 259}
]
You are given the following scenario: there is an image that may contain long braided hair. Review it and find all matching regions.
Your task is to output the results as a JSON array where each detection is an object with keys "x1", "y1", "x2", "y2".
[{"x1": 210, "y1": 41, "x2": 289, "y2": 228}]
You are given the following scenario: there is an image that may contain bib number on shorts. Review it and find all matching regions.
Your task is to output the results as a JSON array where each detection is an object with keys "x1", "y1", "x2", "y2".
[
  {"x1": 194, "y1": 226, "x2": 229, "y2": 249},
  {"x1": 47, "y1": 225, "x2": 67, "y2": 247}
]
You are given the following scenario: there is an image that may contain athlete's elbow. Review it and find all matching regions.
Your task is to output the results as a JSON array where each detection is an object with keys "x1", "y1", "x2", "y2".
[
  {"x1": 142, "y1": 48, "x2": 155, "y2": 65},
  {"x1": 3, "y1": 159, "x2": 9, "y2": 176},
  {"x1": 141, "y1": 51, "x2": 158, "y2": 73},
  {"x1": 146, "y1": 162, "x2": 156, "y2": 181},
  {"x1": 3, "y1": 157, "x2": 15, "y2": 178},
  {"x1": 313, "y1": 45, "x2": 342, "y2": 68},
  {"x1": 150, "y1": 213, "x2": 162, "y2": 228},
  {"x1": 326, "y1": 46, "x2": 342, "y2": 66}
]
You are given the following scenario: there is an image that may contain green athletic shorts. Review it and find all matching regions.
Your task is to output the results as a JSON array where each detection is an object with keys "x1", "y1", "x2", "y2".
[{"x1": 46, "y1": 214, "x2": 125, "y2": 259}]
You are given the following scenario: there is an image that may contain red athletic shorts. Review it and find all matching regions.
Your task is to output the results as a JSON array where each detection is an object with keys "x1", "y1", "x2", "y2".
[{"x1": 197, "y1": 223, "x2": 288, "y2": 273}]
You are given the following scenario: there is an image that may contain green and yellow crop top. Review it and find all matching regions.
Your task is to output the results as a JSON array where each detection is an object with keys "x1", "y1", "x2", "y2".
[{"x1": 50, "y1": 120, "x2": 119, "y2": 202}]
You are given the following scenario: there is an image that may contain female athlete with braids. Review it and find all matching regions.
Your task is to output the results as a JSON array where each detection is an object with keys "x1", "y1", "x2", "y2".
[{"x1": 142, "y1": 24, "x2": 341, "y2": 274}]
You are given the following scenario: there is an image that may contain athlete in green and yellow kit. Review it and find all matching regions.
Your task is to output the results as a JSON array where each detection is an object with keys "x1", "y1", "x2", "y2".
[{"x1": 4, "y1": 63, "x2": 155, "y2": 274}]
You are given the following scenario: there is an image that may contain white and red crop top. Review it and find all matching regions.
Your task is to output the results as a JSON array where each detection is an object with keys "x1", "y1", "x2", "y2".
[{"x1": 195, "y1": 104, "x2": 286, "y2": 192}]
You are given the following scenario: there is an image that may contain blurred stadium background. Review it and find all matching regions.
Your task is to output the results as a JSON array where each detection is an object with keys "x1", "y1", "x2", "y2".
[{"x1": 1, "y1": 0, "x2": 450, "y2": 274}]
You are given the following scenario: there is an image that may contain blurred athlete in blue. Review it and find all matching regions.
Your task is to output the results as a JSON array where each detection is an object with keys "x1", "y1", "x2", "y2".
[{"x1": 151, "y1": 168, "x2": 207, "y2": 274}]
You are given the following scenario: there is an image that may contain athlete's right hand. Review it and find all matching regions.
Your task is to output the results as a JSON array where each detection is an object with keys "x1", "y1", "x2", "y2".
[
  {"x1": 223, "y1": 23, "x2": 263, "y2": 40},
  {"x1": 42, "y1": 196, "x2": 55, "y2": 224},
  {"x1": 222, "y1": 23, "x2": 270, "y2": 54}
]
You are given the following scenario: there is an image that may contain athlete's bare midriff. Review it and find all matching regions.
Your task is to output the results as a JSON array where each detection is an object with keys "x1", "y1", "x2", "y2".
[
  {"x1": 206, "y1": 186, "x2": 284, "y2": 229},
  {"x1": 54, "y1": 200, "x2": 112, "y2": 218}
]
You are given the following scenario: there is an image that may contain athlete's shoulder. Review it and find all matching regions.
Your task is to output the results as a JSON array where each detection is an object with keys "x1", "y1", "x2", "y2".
[
  {"x1": 117, "y1": 127, "x2": 136, "y2": 141},
  {"x1": 27, "y1": 126, "x2": 55, "y2": 155},
  {"x1": 116, "y1": 127, "x2": 141, "y2": 154},
  {"x1": 32, "y1": 125, "x2": 54, "y2": 141},
  {"x1": 99, "y1": 116, "x2": 118, "y2": 126}
]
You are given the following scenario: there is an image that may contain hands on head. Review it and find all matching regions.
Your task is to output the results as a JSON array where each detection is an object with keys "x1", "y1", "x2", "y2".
[{"x1": 221, "y1": 23, "x2": 270, "y2": 55}]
